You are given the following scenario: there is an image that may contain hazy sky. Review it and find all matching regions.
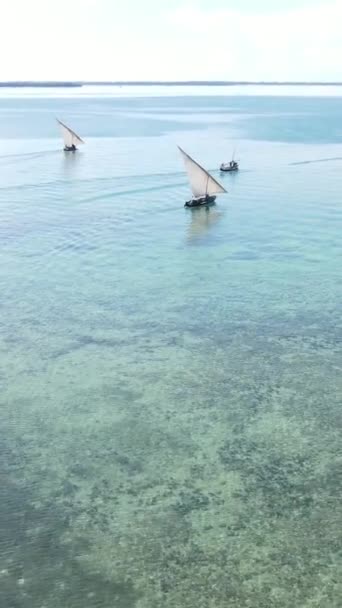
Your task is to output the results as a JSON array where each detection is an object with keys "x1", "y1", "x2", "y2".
[{"x1": 1, "y1": 0, "x2": 341, "y2": 81}]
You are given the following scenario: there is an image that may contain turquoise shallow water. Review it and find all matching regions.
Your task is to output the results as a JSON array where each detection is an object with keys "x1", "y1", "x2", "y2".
[{"x1": 0, "y1": 87, "x2": 341, "y2": 607}]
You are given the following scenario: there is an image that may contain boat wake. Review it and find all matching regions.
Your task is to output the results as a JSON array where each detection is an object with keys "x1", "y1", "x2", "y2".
[
  {"x1": 81, "y1": 180, "x2": 188, "y2": 204},
  {"x1": 289, "y1": 156, "x2": 342, "y2": 166},
  {"x1": 0, "y1": 150, "x2": 60, "y2": 164}
]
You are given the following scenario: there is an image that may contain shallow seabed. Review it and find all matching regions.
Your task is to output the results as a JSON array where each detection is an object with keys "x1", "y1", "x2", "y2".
[{"x1": 0, "y1": 88, "x2": 341, "y2": 607}]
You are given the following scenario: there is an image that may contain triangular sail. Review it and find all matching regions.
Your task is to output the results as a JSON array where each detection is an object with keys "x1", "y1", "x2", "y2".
[
  {"x1": 178, "y1": 146, "x2": 226, "y2": 197},
  {"x1": 56, "y1": 119, "x2": 84, "y2": 148}
]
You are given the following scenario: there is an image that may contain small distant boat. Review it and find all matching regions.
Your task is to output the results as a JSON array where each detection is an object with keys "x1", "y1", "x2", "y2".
[
  {"x1": 178, "y1": 146, "x2": 227, "y2": 207},
  {"x1": 220, "y1": 160, "x2": 239, "y2": 172},
  {"x1": 56, "y1": 118, "x2": 84, "y2": 152},
  {"x1": 220, "y1": 145, "x2": 239, "y2": 172}
]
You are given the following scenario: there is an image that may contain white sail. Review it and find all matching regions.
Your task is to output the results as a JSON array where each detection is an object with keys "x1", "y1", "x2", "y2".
[
  {"x1": 56, "y1": 119, "x2": 84, "y2": 148},
  {"x1": 178, "y1": 146, "x2": 226, "y2": 197}
]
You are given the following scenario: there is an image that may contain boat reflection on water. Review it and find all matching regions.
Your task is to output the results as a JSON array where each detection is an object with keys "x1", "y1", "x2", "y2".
[
  {"x1": 186, "y1": 205, "x2": 224, "y2": 243},
  {"x1": 61, "y1": 145, "x2": 81, "y2": 179}
]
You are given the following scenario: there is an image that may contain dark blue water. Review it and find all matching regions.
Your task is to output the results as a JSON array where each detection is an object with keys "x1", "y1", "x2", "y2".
[{"x1": 0, "y1": 86, "x2": 341, "y2": 608}]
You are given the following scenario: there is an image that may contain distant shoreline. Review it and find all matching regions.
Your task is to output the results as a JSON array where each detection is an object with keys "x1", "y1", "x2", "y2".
[
  {"x1": 2, "y1": 81, "x2": 342, "y2": 88},
  {"x1": 0, "y1": 82, "x2": 83, "y2": 88}
]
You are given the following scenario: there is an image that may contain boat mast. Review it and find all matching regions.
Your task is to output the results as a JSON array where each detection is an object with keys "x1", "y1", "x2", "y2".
[{"x1": 205, "y1": 174, "x2": 209, "y2": 196}]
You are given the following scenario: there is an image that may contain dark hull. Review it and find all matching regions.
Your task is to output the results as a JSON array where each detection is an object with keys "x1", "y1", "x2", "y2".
[
  {"x1": 64, "y1": 146, "x2": 77, "y2": 152},
  {"x1": 184, "y1": 195, "x2": 216, "y2": 208},
  {"x1": 220, "y1": 164, "x2": 238, "y2": 172}
]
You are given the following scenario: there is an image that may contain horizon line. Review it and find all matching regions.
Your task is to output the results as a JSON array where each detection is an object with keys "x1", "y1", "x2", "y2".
[{"x1": 1, "y1": 80, "x2": 342, "y2": 87}]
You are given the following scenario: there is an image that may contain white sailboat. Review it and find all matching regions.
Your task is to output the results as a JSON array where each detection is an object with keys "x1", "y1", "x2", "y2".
[
  {"x1": 56, "y1": 118, "x2": 85, "y2": 152},
  {"x1": 178, "y1": 146, "x2": 227, "y2": 207}
]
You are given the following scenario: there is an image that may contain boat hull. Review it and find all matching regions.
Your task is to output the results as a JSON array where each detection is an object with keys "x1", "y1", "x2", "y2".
[
  {"x1": 220, "y1": 164, "x2": 238, "y2": 172},
  {"x1": 184, "y1": 195, "x2": 216, "y2": 208},
  {"x1": 64, "y1": 146, "x2": 77, "y2": 152}
]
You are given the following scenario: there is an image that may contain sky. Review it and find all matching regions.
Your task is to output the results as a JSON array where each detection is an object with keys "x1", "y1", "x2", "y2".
[{"x1": 0, "y1": 0, "x2": 341, "y2": 81}]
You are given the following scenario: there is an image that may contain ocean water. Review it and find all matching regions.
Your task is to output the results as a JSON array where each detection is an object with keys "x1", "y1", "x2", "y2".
[{"x1": 0, "y1": 86, "x2": 341, "y2": 608}]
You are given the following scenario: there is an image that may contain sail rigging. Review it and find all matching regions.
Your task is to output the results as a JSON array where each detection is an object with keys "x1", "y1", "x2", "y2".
[
  {"x1": 178, "y1": 146, "x2": 226, "y2": 197},
  {"x1": 56, "y1": 119, "x2": 84, "y2": 148}
]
